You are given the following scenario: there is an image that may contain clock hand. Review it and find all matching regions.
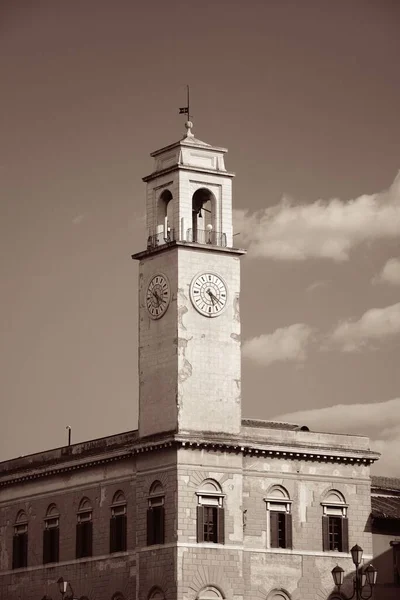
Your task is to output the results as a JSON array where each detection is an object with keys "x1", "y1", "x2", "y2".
[
  {"x1": 207, "y1": 289, "x2": 215, "y2": 305},
  {"x1": 153, "y1": 290, "x2": 163, "y2": 306},
  {"x1": 209, "y1": 291, "x2": 222, "y2": 305}
]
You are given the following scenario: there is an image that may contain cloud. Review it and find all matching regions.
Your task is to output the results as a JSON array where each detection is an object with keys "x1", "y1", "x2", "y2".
[
  {"x1": 234, "y1": 172, "x2": 400, "y2": 261},
  {"x1": 242, "y1": 323, "x2": 314, "y2": 366},
  {"x1": 306, "y1": 280, "x2": 330, "y2": 293},
  {"x1": 373, "y1": 257, "x2": 400, "y2": 286},
  {"x1": 274, "y1": 398, "x2": 400, "y2": 476},
  {"x1": 328, "y1": 302, "x2": 400, "y2": 352},
  {"x1": 72, "y1": 214, "x2": 85, "y2": 225}
]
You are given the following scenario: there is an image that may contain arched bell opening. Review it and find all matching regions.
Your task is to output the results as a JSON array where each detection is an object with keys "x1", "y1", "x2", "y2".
[
  {"x1": 191, "y1": 188, "x2": 216, "y2": 244},
  {"x1": 151, "y1": 189, "x2": 173, "y2": 248}
]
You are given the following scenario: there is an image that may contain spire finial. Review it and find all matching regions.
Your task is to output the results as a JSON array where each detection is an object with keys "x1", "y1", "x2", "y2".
[
  {"x1": 179, "y1": 85, "x2": 193, "y2": 137},
  {"x1": 185, "y1": 120, "x2": 194, "y2": 138}
]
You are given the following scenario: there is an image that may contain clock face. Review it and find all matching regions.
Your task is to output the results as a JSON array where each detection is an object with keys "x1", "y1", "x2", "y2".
[
  {"x1": 190, "y1": 272, "x2": 228, "y2": 317},
  {"x1": 146, "y1": 273, "x2": 171, "y2": 319}
]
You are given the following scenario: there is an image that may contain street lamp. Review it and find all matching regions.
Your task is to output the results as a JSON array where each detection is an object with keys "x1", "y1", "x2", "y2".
[
  {"x1": 57, "y1": 577, "x2": 75, "y2": 600},
  {"x1": 331, "y1": 544, "x2": 378, "y2": 600}
]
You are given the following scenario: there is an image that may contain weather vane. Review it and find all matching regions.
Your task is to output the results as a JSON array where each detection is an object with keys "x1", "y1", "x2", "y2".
[{"x1": 179, "y1": 85, "x2": 193, "y2": 136}]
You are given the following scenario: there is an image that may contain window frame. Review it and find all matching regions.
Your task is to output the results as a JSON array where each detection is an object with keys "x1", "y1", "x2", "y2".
[
  {"x1": 76, "y1": 498, "x2": 93, "y2": 559},
  {"x1": 321, "y1": 492, "x2": 349, "y2": 553},
  {"x1": 43, "y1": 505, "x2": 60, "y2": 564},
  {"x1": 264, "y1": 488, "x2": 293, "y2": 550},
  {"x1": 196, "y1": 483, "x2": 225, "y2": 545},
  {"x1": 147, "y1": 482, "x2": 165, "y2": 546},
  {"x1": 110, "y1": 491, "x2": 127, "y2": 553},
  {"x1": 13, "y1": 512, "x2": 28, "y2": 570}
]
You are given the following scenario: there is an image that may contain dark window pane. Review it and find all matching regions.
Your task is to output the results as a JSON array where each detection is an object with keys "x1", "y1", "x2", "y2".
[
  {"x1": 76, "y1": 521, "x2": 93, "y2": 558},
  {"x1": 203, "y1": 506, "x2": 218, "y2": 543},
  {"x1": 43, "y1": 527, "x2": 59, "y2": 564},
  {"x1": 110, "y1": 514, "x2": 127, "y2": 552},
  {"x1": 328, "y1": 516, "x2": 343, "y2": 551},
  {"x1": 270, "y1": 512, "x2": 289, "y2": 549},
  {"x1": 147, "y1": 506, "x2": 164, "y2": 546},
  {"x1": 13, "y1": 533, "x2": 28, "y2": 569}
]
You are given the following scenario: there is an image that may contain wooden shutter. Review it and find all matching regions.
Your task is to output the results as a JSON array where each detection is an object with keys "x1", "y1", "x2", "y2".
[
  {"x1": 53, "y1": 527, "x2": 59, "y2": 562},
  {"x1": 322, "y1": 515, "x2": 329, "y2": 551},
  {"x1": 217, "y1": 507, "x2": 225, "y2": 544},
  {"x1": 270, "y1": 512, "x2": 279, "y2": 548},
  {"x1": 76, "y1": 523, "x2": 83, "y2": 558},
  {"x1": 12, "y1": 535, "x2": 20, "y2": 569},
  {"x1": 43, "y1": 529, "x2": 51, "y2": 564},
  {"x1": 285, "y1": 513, "x2": 293, "y2": 549},
  {"x1": 341, "y1": 517, "x2": 349, "y2": 553},
  {"x1": 110, "y1": 517, "x2": 117, "y2": 553},
  {"x1": 86, "y1": 521, "x2": 93, "y2": 556},
  {"x1": 147, "y1": 508, "x2": 154, "y2": 546},
  {"x1": 121, "y1": 514, "x2": 127, "y2": 550},
  {"x1": 197, "y1": 505, "x2": 204, "y2": 543},
  {"x1": 159, "y1": 506, "x2": 165, "y2": 544}
]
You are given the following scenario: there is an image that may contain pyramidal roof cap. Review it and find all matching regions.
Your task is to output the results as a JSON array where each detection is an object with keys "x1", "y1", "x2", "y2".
[{"x1": 150, "y1": 120, "x2": 227, "y2": 157}]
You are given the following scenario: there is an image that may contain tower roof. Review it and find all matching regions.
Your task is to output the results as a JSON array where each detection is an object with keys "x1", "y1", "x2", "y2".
[{"x1": 143, "y1": 121, "x2": 232, "y2": 182}]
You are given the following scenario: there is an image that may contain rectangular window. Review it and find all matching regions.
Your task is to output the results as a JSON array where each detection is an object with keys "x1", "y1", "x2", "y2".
[
  {"x1": 203, "y1": 506, "x2": 217, "y2": 543},
  {"x1": 110, "y1": 514, "x2": 127, "y2": 552},
  {"x1": 43, "y1": 525, "x2": 59, "y2": 564},
  {"x1": 270, "y1": 511, "x2": 292, "y2": 549},
  {"x1": 197, "y1": 505, "x2": 224, "y2": 544},
  {"x1": 322, "y1": 515, "x2": 349, "y2": 552},
  {"x1": 12, "y1": 530, "x2": 28, "y2": 569},
  {"x1": 76, "y1": 520, "x2": 93, "y2": 558},
  {"x1": 147, "y1": 506, "x2": 165, "y2": 545}
]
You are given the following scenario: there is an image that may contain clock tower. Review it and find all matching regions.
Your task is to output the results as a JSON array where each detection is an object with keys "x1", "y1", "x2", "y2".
[{"x1": 132, "y1": 121, "x2": 245, "y2": 439}]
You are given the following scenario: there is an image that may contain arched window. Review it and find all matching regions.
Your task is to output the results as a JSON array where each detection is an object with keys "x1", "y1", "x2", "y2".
[
  {"x1": 266, "y1": 590, "x2": 291, "y2": 600},
  {"x1": 264, "y1": 485, "x2": 292, "y2": 549},
  {"x1": 197, "y1": 586, "x2": 224, "y2": 599},
  {"x1": 148, "y1": 189, "x2": 174, "y2": 249},
  {"x1": 190, "y1": 188, "x2": 221, "y2": 245},
  {"x1": 43, "y1": 504, "x2": 60, "y2": 564},
  {"x1": 111, "y1": 593, "x2": 125, "y2": 600},
  {"x1": 148, "y1": 587, "x2": 165, "y2": 599},
  {"x1": 321, "y1": 490, "x2": 348, "y2": 552},
  {"x1": 147, "y1": 481, "x2": 165, "y2": 545},
  {"x1": 196, "y1": 479, "x2": 225, "y2": 544},
  {"x1": 76, "y1": 497, "x2": 93, "y2": 558},
  {"x1": 110, "y1": 491, "x2": 127, "y2": 553},
  {"x1": 13, "y1": 510, "x2": 28, "y2": 569}
]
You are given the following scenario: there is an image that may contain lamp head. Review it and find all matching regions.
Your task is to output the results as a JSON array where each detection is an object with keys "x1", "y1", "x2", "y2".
[
  {"x1": 331, "y1": 565, "x2": 344, "y2": 587},
  {"x1": 365, "y1": 563, "x2": 378, "y2": 586},
  {"x1": 351, "y1": 544, "x2": 363, "y2": 567}
]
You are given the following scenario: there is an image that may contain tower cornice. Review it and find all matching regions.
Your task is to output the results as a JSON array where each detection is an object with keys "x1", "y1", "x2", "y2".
[{"x1": 142, "y1": 163, "x2": 235, "y2": 183}]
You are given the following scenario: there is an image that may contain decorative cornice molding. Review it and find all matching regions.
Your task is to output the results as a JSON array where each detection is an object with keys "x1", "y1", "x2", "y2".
[{"x1": 0, "y1": 434, "x2": 378, "y2": 489}]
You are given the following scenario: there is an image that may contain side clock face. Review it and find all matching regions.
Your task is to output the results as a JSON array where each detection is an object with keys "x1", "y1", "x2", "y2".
[
  {"x1": 146, "y1": 273, "x2": 171, "y2": 319},
  {"x1": 190, "y1": 272, "x2": 228, "y2": 317}
]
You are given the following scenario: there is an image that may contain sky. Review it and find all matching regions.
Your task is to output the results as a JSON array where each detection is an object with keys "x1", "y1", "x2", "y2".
[{"x1": 1, "y1": 0, "x2": 399, "y2": 476}]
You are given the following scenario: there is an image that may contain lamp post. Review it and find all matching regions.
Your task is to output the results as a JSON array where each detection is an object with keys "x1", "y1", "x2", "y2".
[{"x1": 331, "y1": 544, "x2": 378, "y2": 600}]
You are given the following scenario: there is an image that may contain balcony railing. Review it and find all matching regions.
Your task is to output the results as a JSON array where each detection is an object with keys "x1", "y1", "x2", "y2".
[
  {"x1": 186, "y1": 228, "x2": 227, "y2": 247},
  {"x1": 146, "y1": 229, "x2": 175, "y2": 250}
]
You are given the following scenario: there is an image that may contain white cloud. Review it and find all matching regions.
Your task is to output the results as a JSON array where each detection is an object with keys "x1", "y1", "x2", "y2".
[
  {"x1": 373, "y1": 257, "x2": 400, "y2": 286},
  {"x1": 329, "y1": 302, "x2": 400, "y2": 352},
  {"x1": 72, "y1": 214, "x2": 85, "y2": 225},
  {"x1": 274, "y1": 398, "x2": 400, "y2": 477},
  {"x1": 306, "y1": 280, "x2": 330, "y2": 293},
  {"x1": 242, "y1": 323, "x2": 314, "y2": 366},
  {"x1": 234, "y1": 172, "x2": 400, "y2": 261}
]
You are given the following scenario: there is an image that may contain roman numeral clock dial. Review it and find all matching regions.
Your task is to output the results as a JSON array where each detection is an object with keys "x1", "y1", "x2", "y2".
[
  {"x1": 145, "y1": 274, "x2": 171, "y2": 319},
  {"x1": 189, "y1": 272, "x2": 228, "y2": 317}
]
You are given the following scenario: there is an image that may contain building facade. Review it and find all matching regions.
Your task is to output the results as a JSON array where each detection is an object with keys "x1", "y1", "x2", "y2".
[
  {"x1": 370, "y1": 476, "x2": 400, "y2": 600},
  {"x1": 0, "y1": 123, "x2": 379, "y2": 600}
]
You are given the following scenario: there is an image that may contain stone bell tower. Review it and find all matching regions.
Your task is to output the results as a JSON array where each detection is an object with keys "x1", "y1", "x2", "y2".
[{"x1": 132, "y1": 121, "x2": 245, "y2": 439}]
